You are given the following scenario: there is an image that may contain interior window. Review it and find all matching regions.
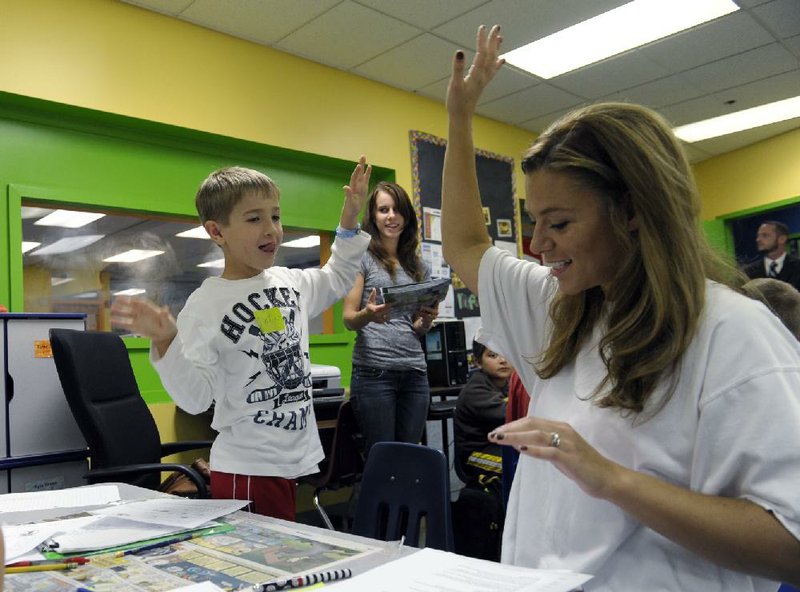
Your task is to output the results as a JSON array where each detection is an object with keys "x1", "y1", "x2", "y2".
[{"x1": 21, "y1": 202, "x2": 322, "y2": 332}]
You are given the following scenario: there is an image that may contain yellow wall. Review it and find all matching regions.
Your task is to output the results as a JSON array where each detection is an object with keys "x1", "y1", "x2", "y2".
[
  {"x1": 695, "y1": 128, "x2": 800, "y2": 220},
  {"x1": 0, "y1": 0, "x2": 533, "y2": 198}
]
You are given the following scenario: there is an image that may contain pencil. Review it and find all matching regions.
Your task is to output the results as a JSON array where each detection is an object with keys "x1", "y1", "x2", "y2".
[
  {"x1": 7, "y1": 557, "x2": 90, "y2": 568},
  {"x1": 6, "y1": 563, "x2": 80, "y2": 574}
]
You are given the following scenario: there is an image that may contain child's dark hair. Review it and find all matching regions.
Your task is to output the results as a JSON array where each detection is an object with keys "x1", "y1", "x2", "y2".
[
  {"x1": 472, "y1": 339, "x2": 487, "y2": 363},
  {"x1": 363, "y1": 181, "x2": 424, "y2": 281},
  {"x1": 195, "y1": 166, "x2": 280, "y2": 225}
]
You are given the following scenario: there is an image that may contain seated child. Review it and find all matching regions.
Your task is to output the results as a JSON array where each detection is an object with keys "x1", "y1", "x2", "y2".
[
  {"x1": 111, "y1": 157, "x2": 372, "y2": 521},
  {"x1": 454, "y1": 339, "x2": 512, "y2": 482},
  {"x1": 741, "y1": 277, "x2": 800, "y2": 341}
]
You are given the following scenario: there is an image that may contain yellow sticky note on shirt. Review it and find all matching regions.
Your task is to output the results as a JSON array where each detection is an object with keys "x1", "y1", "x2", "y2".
[{"x1": 254, "y1": 308, "x2": 285, "y2": 333}]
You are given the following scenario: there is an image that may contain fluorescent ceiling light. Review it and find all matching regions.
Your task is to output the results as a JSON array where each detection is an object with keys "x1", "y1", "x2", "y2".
[
  {"x1": 34, "y1": 209, "x2": 106, "y2": 228},
  {"x1": 176, "y1": 226, "x2": 210, "y2": 239},
  {"x1": 21, "y1": 206, "x2": 53, "y2": 220},
  {"x1": 22, "y1": 241, "x2": 41, "y2": 254},
  {"x1": 501, "y1": 0, "x2": 739, "y2": 78},
  {"x1": 283, "y1": 235, "x2": 320, "y2": 249},
  {"x1": 197, "y1": 258, "x2": 225, "y2": 268},
  {"x1": 73, "y1": 291, "x2": 98, "y2": 299},
  {"x1": 33, "y1": 235, "x2": 105, "y2": 255},
  {"x1": 51, "y1": 277, "x2": 73, "y2": 286},
  {"x1": 114, "y1": 288, "x2": 147, "y2": 296},
  {"x1": 103, "y1": 249, "x2": 164, "y2": 263},
  {"x1": 673, "y1": 95, "x2": 800, "y2": 142}
]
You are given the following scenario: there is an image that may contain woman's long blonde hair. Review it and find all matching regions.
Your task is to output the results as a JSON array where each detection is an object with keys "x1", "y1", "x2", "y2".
[{"x1": 523, "y1": 103, "x2": 745, "y2": 415}]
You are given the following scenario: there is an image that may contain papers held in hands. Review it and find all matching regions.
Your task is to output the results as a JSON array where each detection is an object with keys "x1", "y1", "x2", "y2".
[{"x1": 380, "y1": 277, "x2": 450, "y2": 318}]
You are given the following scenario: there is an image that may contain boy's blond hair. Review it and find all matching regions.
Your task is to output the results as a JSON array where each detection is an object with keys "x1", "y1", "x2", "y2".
[{"x1": 195, "y1": 166, "x2": 280, "y2": 225}]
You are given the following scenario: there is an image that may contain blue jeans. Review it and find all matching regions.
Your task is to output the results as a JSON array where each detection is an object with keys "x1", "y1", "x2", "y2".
[{"x1": 349, "y1": 365, "x2": 430, "y2": 457}]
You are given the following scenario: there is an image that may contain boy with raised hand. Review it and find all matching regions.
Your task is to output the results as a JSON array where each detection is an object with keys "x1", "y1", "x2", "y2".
[{"x1": 111, "y1": 157, "x2": 372, "y2": 520}]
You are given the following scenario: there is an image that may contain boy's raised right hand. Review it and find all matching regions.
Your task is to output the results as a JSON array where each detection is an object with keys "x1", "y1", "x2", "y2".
[
  {"x1": 110, "y1": 296, "x2": 178, "y2": 357},
  {"x1": 340, "y1": 155, "x2": 372, "y2": 230}
]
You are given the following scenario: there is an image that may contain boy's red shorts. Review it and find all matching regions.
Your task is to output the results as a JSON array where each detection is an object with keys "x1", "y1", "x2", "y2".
[{"x1": 210, "y1": 471, "x2": 296, "y2": 521}]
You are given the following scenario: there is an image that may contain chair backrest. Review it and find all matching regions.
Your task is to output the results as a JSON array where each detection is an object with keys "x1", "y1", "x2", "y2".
[
  {"x1": 49, "y1": 328, "x2": 163, "y2": 490},
  {"x1": 304, "y1": 399, "x2": 364, "y2": 491},
  {"x1": 352, "y1": 442, "x2": 454, "y2": 551}
]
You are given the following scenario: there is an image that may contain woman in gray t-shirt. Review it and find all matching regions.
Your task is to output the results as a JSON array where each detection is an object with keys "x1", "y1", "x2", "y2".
[{"x1": 343, "y1": 182, "x2": 439, "y2": 456}]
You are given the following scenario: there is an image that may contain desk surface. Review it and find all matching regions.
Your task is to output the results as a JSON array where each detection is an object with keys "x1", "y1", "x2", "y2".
[{"x1": 4, "y1": 483, "x2": 412, "y2": 592}]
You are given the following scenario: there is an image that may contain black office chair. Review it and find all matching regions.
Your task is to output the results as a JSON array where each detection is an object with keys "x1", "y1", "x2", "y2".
[
  {"x1": 300, "y1": 399, "x2": 364, "y2": 530},
  {"x1": 351, "y1": 441, "x2": 454, "y2": 551},
  {"x1": 49, "y1": 328, "x2": 212, "y2": 497}
]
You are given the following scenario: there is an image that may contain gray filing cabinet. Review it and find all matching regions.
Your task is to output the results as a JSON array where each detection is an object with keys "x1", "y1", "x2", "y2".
[{"x1": 0, "y1": 313, "x2": 89, "y2": 493}]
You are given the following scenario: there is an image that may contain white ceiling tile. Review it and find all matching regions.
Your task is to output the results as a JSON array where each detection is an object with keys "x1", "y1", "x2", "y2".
[
  {"x1": 477, "y1": 84, "x2": 583, "y2": 125},
  {"x1": 517, "y1": 109, "x2": 573, "y2": 134},
  {"x1": 478, "y1": 67, "x2": 541, "y2": 104},
  {"x1": 680, "y1": 142, "x2": 714, "y2": 163},
  {"x1": 179, "y1": 0, "x2": 341, "y2": 44},
  {"x1": 353, "y1": 34, "x2": 462, "y2": 90},
  {"x1": 354, "y1": 0, "x2": 489, "y2": 29},
  {"x1": 552, "y1": 53, "x2": 669, "y2": 100},
  {"x1": 602, "y1": 74, "x2": 707, "y2": 109},
  {"x1": 431, "y1": 0, "x2": 628, "y2": 49},
  {"x1": 275, "y1": 1, "x2": 421, "y2": 70},
  {"x1": 680, "y1": 43, "x2": 798, "y2": 93},
  {"x1": 641, "y1": 11, "x2": 774, "y2": 73},
  {"x1": 659, "y1": 95, "x2": 734, "y2": 126},
  {"x1": 120, "y1": 0, "x2": 194, "y2": 16},
  {"x1": 415, "y1": 65, "x2": 540, "y2": 106},
  {"x1": 754, "y1": 0, "x2": 800, "y2": 39},
  {"x1": 710, "y1": 69, "x2": 800, "y2": 110},
  {"x1": 415, "y1": 77, "x2": 449, "y2": 103}
]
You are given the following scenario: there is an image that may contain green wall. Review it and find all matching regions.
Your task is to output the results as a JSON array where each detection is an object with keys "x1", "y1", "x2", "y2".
[{"x1": 0, "y1": 91, "x2": 392, "y2": 401}]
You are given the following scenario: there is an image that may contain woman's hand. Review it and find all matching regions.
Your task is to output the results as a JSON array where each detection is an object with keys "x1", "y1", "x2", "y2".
[
  {"x1": 363, "y1": 288, "x2": 393, "y2": 324},
  {"x1": 341, "y1": 155, "x2": 372, "y2": 229},
  {"x1": 446, "y1": 25, "x2": 505, "y2": 120},
  {"x1": 489, "y1": 416, "x2": 623, "y2": 499}
]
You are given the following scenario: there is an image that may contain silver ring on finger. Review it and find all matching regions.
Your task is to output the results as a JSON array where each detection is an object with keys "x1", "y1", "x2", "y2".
[{"x1": 549, "y1": 431, "x2": 561, "y2": 448}]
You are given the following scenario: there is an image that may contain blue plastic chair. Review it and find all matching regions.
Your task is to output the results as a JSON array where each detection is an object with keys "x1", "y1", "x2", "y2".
[{"x1": 351, "y1": 442, "x2": 454, "y2": 551}]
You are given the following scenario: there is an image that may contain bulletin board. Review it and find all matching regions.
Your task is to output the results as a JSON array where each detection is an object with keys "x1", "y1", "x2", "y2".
[{"x1": 409, "y1": 130, "x2": 518, "y2": 319}]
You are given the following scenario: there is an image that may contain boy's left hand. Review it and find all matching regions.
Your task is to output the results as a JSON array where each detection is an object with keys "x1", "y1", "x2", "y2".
[{"x1": 340, "y1": 155, "x2": 372, "y2": 229}]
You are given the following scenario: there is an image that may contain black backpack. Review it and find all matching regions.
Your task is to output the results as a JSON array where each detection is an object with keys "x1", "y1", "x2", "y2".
[{"x1": 451, "y1": 475, "x2": 504, "y2": 561}]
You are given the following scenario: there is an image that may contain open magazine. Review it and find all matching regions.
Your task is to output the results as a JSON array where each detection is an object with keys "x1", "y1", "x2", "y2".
[{"x1": 380, "y1": 277, "x2": 451, "y2": 318}]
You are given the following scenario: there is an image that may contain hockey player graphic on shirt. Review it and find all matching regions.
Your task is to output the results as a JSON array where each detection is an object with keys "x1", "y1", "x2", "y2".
[{"x1": 244, "y1": 308, "x2": 312, "y2": 430}]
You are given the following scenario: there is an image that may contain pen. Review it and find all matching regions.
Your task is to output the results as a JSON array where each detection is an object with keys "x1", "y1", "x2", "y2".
[
  {"x1": 6, "y1": 563, "x2": 81, "y2": 574},
  {"x1": 7, "y1": 557, "x2": 90, "y2": 567},
  {"x1": 252, "y1": 568, "x2": 353, "y2": 591}
]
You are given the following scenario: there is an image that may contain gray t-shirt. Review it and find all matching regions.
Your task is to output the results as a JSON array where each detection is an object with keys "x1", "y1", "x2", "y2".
[{"x1": 351, "y1": 251, "x2": 431, "y2": 371}]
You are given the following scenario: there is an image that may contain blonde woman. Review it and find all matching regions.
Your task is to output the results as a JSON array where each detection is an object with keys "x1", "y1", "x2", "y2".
[{"x1": 441, "y1": 24, "x2": 800, "y2": 591}]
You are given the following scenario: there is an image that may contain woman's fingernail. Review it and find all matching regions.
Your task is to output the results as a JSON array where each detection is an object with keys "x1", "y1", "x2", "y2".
[
  {"x1": 519, "y1": 445, "x2": 528, "y2": 451},
  {"x1": 456, "y1": 50, "x2": 464, "y2": 61},
  {"x1": 492, "y1": 432, "x2": 504, "y2": 440}
]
